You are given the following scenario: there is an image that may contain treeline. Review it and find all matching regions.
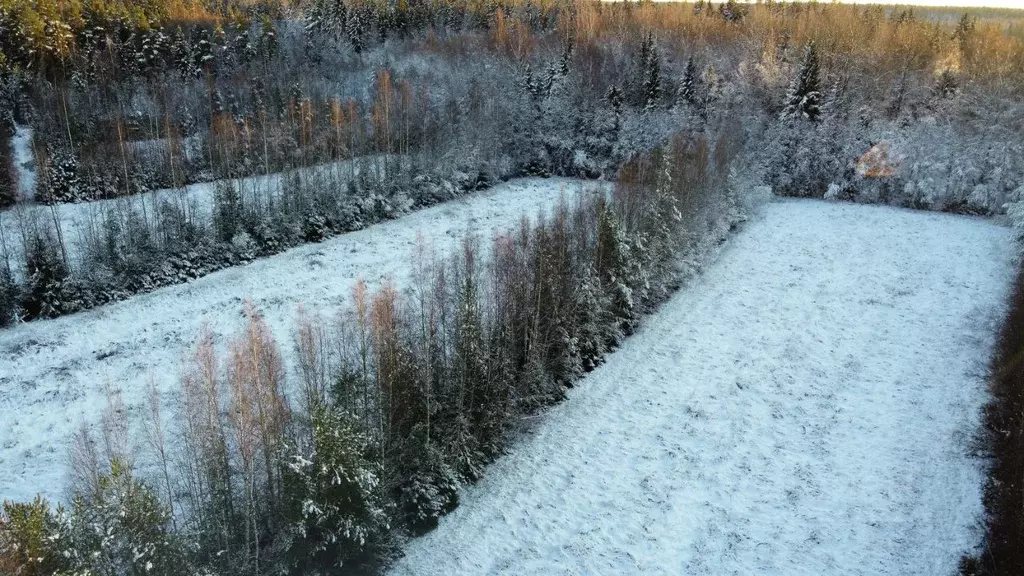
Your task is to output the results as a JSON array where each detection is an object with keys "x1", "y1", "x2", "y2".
[
  {"x1": 0, "y1": 127, "x2": 743, "y2": 575},
  {"x1": 962, "y1": 266, "x2": 1024, "y2": 576},
  {"x1": 2, "y1": 0, "x2": 1021, "y2": 208}
]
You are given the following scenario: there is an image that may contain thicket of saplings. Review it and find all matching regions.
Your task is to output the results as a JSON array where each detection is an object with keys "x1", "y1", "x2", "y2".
[
  {"x1": 1, "y1": 0, "x2": 1023, "y2": 328},
  {"x1": 0, "y1": 128, "x2": 741, "y2": 575}
]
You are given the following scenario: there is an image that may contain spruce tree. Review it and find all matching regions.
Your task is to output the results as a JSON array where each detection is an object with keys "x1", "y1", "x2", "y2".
[
  {"x1": 935, "y1": 69, "x2": 958, "y2": 98},
  {"x1": 284, "y1": 407, "x2": 388, "y2": 573},
  {"x1": 194, "y1": 27, "x2": 215, "y2": 77},
  {"x1": 606, "y1": 85, "x2": 624, "y2": 136},
  {"x1": 347, "y1": 5, "x2": 367, "y2": 55},
  {"x1": 954, "y1": 12, "x2": 976, "y2": 64},
  {"x1": 62, "y1": 459, "x2": 191, "y2": 576},
  {"x1": 782, "y1": 42, "x2": 822, "y2": 121},
  {"x1": 677, "y1": 55, "x2": 699, "y2": 108},
  {"x1": 639, "y1": 32, "x2": 661, "y2": 110},
  {"x1": 171, "y1": 26, "x2": 194, "y2": 78},
  {"x1": 258, "y1": 16, "x2": 278, "y2": 62}
]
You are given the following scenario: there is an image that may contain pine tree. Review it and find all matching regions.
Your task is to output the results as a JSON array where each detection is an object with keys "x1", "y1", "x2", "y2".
[
  {"x1": 171, "y1": 26, "x2": 195, "y2": 79},
  {"x1": 595, "y1": 201, "x2": 637, "y2": 342},
  {"x1": 230, "y1": 13, "x2": 253, "y2": 65},
  {"x1": 307, "y1": 0, "x2": 348, "y2": 40},
  {"x1": 701, "y1": 64, "x2": 720, "y2": 119},
  {"x1": 720, "y1": 0, "x2": 743, "y2": 22},
  {"x1": 954, "y1": 12, "x2": 976, "y2": 65},
  {"x1": 451, "y1": 248, "x2": 491, "y2": 473},
  {"x1": 194, "y1": 27, "x2": 215, "y2": 77},
  {"x1": 935, "y1": 69, "x2": 958, "y2": 98},
  {"x1": 782, "y1": 42, "x2": 822, "y2": 121},
  {"x1": 0, "y1": 259, "x2": 17, "y2": 326},
  {"x1": 213, "y1": 24, "x2": 232, "y2": 69},
  {"x1": 0, "y1": 497, "x2": 69, "y2": 575}
]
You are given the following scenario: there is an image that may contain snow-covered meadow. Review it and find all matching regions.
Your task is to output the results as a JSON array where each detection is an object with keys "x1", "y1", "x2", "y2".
[
  {"x1": 389, "y1": 199, "x2": 1015, "y2": 576},
  {"x1": 0, "y1": 177, "x2": 604, "y2": 502},
  {"x1": 0, "y1": 152, "x2": 399, "y2": 269}
]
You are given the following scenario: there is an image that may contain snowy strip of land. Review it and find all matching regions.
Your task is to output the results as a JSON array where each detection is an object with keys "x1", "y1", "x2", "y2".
[
  {"x1": 10, "y1": 125, "x2": 35, "y2": 202},
  {"x1": 0, "y1": 177, "x2": 602, "y2": 502},
  {"x1": 389, "y1": 200, "x2": 1015, "y2": 576},
  {"x1": 0, "y1": 154, "x2": 397, "y2": 268}
]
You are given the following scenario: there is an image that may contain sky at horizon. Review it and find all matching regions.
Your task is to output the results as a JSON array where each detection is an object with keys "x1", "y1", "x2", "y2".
[
  {"x1": 733, "y1": 0, "x2": 1024, "y2": 9},
  {"x1": 844, "y1": 0, "x2": 1022, "y2": 7}
]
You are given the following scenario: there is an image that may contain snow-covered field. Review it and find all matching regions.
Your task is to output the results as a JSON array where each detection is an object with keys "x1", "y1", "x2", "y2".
[
  {"x1": 389, "y1": 200, "x2": 1015, "y2": 576},
  {"x1": 0, "y1": 177, "x2": 602, "y2": 502},
  {"x1": 0, "y1": 154, "x2": 395, "y2": 268}
]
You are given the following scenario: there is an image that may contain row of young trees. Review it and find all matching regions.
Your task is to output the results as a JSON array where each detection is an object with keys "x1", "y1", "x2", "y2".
[{"x1": 0, "y1": 126, "x2": 744, "y2": 574}]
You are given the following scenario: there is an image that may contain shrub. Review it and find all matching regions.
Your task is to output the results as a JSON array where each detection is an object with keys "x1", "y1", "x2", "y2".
[
  {"x1": 284, "y1": 407, "x2": 389, "y2": 574},
  {"x1": 63, "y1": 458, "x2": 191, "y2": 576},
  {"x1": 0, "y1": 496, "x2": 68, "y2": 576}
]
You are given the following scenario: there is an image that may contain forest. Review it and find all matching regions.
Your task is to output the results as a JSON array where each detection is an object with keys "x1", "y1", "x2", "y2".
[{"x1": 0, "y1": 0, "x2": 1023, "y2": 574}]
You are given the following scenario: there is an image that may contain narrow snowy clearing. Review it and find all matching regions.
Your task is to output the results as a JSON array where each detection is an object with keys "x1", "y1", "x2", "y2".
[
  {"x1": 390, "y1": 200, "x2": 1015, "y2": 576},
  {"x1": 0, "y1": 154, "x2": 398, "y2": 267},
  {"x1": 9, "y1": 125, "x2": 35, "y2": 201},
  {"x1": 0, "y1": 177, "x2": 602, "y2": 502}
]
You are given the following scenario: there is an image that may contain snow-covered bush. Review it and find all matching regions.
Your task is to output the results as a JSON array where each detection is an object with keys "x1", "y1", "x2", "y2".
[
  {"x1": 284, "y1": 407, "x2": 389, "y2": 573},
  {"x1": 61, "y1": 459, "x2": 191, "y2": 576},
  {"x1": 398, "y1": 446, "x2": 460, "y2": 535},
  {"x1": 0, "y1": 496, "x2": 68, "y2": 576}
]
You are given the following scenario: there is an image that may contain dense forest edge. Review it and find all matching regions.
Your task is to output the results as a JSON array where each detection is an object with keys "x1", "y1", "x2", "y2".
[
  {"x1": 962, "y1": 265, "x2": 1024, "y2": 576},
  {"x1": 0, "y1": 0, "x2": 1022, "y2": 574}
]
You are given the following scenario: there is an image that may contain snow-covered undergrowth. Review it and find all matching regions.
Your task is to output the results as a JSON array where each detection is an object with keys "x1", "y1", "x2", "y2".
[
  {"x1": 0, "y1": 177, "x2": 603, "y2": 503},
  {"x1": 389, "y1": 199, "x2": 1015, "y2": 576}
]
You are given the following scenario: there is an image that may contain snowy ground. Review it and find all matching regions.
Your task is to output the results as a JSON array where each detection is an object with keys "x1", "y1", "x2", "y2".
[
  {"x1": 0, "y1": 154, "x2": 397, "y2": 270},
  {"x1": 389, "y1": 200, "x2": 1015, "y2": 576},
  {"x1": 9, "y1": 125, "x2": 35, "y2": 202},
  {"x1": 0, "y1": 177, "x2": 602, "y2": 502}
]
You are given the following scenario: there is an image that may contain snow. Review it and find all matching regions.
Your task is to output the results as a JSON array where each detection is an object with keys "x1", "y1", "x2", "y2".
[
  {"x1": 10, "y1": 125, "x2": 35, "y2": 202},
  {"x1": 389, "y1": 199, "x2": 1015, "y2": 576},
  {"x1": 0, "y1": 177, "x2": 604, "y2": 503},
  {"x1": 0, "y1": 154, "x2": 398, "y2": 270}
]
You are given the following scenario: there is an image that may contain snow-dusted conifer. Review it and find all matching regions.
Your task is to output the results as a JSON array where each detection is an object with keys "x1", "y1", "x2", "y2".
[
  {"x1": 595, "y1": 200, "x2": 637, "y2": 341},
  {"x1": 639, "y1": 32, "x2": 662, "y2": 110},
  {"x1": 285, "y1": 406, "x2": 388, "y2": 573},
  {"x1": 935, "y1": 69, "x2": 958, "y2": 98},
  {"x1": 347, "y1": 6, "x2": 367, "y2": 54},
  {"x1": 194, "y1": 27, "x2": 215, "y2": 76},
  {"x1": 259, "y1": 16, "x2": 278, "y2": 62},
  {"x1": 782, "y1": 42, "x2": 822, "y2": 121},
  {"x1": 171, "y1": 26, "x2": 194, "y2": 78},
  {"x1": 63, "y1": 459, "x2": 190, "y2": 576},
  {"x1": 677, "y1": 55, "x2": 700, "y2": 108}
]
